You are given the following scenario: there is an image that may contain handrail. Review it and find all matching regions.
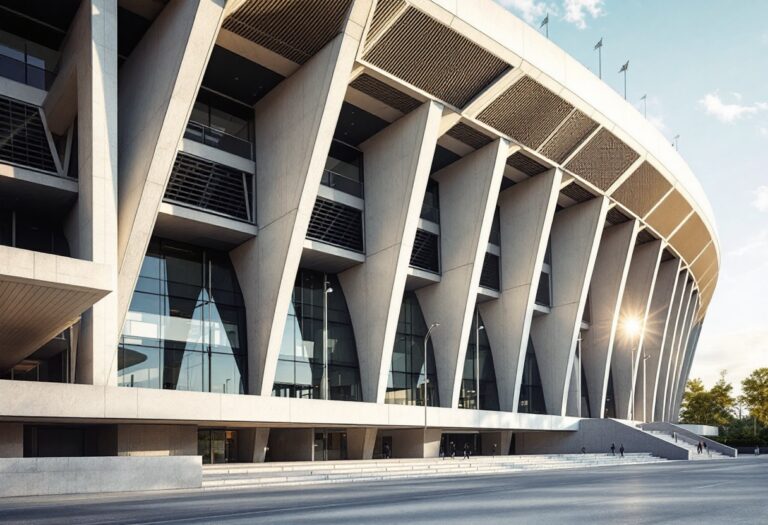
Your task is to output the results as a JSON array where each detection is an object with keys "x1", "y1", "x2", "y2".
[
  {"x1": 321, "y1": 168, "x2": 363, "y2": 197},
  {"x1": 184, "y1": 120, "x2": 253, "y2": 160}
]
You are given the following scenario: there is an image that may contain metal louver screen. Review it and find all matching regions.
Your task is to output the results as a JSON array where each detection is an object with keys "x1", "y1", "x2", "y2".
[
  {"x1": 410, "y1": 229, "x2": 440, "y2": 274},
  {"x1": 306, "y1": 197, "x2": 364, "y2": 253},
  {"x1": 165, "y1": 152, "x2": 254, "y2": 222},
  {"x1": 480, "y1": 253, "x2": 500, "y2": 290},
  {"x1": 0, "y1": 95, "x2": 56, "y2": 173}
]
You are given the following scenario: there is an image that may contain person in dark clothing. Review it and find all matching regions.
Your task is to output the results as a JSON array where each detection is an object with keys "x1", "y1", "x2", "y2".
[
  {"x1": 619, "y1": 444, "x2": 625, "y2": 458},
  {"x1": 704, "y1": 442, "x2": 709, "y2": 457},
  {"x1": 450, "y1": 441, "x2": 456, "y2": 459},
  {"x1": 610, "y1": 442, "x2": 616, "y2": 456},
  {"x1": 440, "y1": 445, "x2": 445, "y2": 459},
  {"x1": 697, "y1": 442, "x2": 702, "y2": 454},
  {"x1": 463, "y1": 442, "x2": 471, "y2": 460},
  {"x1": 492, "y1": 443, "x2": 498, "y2": 457},
  {"x1": 383, "y1": 443, "x2": 391, "y2": 459}
]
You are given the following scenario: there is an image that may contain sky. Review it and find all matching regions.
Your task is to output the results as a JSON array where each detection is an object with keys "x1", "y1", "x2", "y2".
[{"x1": 496, "y1": 0, "x2": 768, "y2": 396}]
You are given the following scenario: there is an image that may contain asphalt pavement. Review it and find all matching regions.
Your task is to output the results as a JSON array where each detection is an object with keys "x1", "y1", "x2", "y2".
[{"x1": 0, "y1": 456, "x2": 766, "y2": 524}]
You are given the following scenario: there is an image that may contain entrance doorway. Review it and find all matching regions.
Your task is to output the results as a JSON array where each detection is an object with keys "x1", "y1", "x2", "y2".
[
  {"x1": 313, "y1": 430, "x2": 348, "y2": 461},
  {"x1": 198, "y1": 429, "x2": 238, "y2": 464},
  {"x1": 441, "y1": 433, "x2": 482, "y2": 457}
]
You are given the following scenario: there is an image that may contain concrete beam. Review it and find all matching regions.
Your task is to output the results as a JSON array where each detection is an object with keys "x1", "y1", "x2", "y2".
[
  {"x1": 530, "y1": 197, "x2": 609, "y2": 416},
  {"x1": 479, "y1": 168, "x2": 561, "y2": 412},
  {"x1": 231, "y1": 27, "x2": 361, "y2": 396},
  {"x1": 116, "y1": 0, "x2": 226, "y2": 330},
  {"x1": 415, "y1": 140, "x2": 507, "y2": 407},
  {"x1": 655, "y1": 271, "x2": 688, "y2": 421},
  {"x1": 580, "y1": 221, "x2": 637, "y2": 419},
  {"x1": 338, "y1": 101, "x2": 443, "y2": 402},
  {"x1": 642, "y1": 258, "x2": 682, "y2": 422},
  {"x1": 612, "y1": 240, "x2": 663, "y2": 420}
]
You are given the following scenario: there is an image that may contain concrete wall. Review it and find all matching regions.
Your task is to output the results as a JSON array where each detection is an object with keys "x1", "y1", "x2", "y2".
[
  {"x1": 640, "y1": 422, "x2": 736, "y2": 457},
  {"x1": 0, "y1": 423, "x2": 22, "y2": 458},
  {"x1": 385, "y1": 428, "x2": 443, "y2": 458},
  {"x1": 0, "y1": 456, "x2": 201, "y2": 498},
  {"x1": 116, "y1": 424, "x2": 197, "y2": 456},
  {"x1": 515, "y1": 418, "x2": 690, "y2": 460},
  {"x1": 268, "y1": 428, "x2": 314, "y2": 461}
]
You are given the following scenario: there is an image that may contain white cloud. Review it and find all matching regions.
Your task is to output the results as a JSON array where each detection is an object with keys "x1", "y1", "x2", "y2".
[
  {"x1": 497, "y1": 0, "x2": 552, "y2": 24},
  {"x1": 563, "y1": 0, "x2": 604, "y2": 29},
  {"x1": 753, "y1": 186, "x2": 768, "y2": 212},
  {"x1": 699, "y1": 92, "x2": 768, "y2": 123}
]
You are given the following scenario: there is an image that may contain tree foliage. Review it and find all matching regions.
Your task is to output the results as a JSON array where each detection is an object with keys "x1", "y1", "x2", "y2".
[
  {"x1": 679, "y1": 371, "x2": 735, "y2": 426},
  {"x1": 741, "y1": 367, "x2": 768, "y2": 426}
]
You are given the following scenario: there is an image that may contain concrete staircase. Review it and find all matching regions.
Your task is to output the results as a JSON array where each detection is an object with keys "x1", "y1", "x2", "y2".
[
  {"x1": 643, "y1": 430, "x2": 729, "y2": 460},
  {"x1": 202, "y1": 453, "x2": 667, "y2": 490}
]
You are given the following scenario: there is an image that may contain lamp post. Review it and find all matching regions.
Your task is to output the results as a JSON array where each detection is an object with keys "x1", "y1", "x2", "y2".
[
  {"x1": 577, "y1": 331, "x2": 583, "y2": 418},
  {"x1": 322, "y1": 279, "x2": 334, "y2": 400},
  {"x1": 475, "y1": 314, "x2": 485, "y2": 410},
  {"x1": 424, "y1": 322, "x2": 440, "y2": 451}
]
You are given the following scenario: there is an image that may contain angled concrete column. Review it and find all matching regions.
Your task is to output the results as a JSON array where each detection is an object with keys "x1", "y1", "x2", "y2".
[
  {"x1": 116, "y1": 0, "x2": 226, "y2": 328},
  {"x1": 672, "y1": 319, "x2": 702, "y2": 420},
  {"x1": 669, "y1": 294, "x2": 698, "y2": 420},
  {"x1": 239, "y1": 428, "x2": 270, "y2": 462},
  {"x1": 612, "y1": 240, "x2": 663, "y2": 420},
  {"x1": 347, "y1": 428, "x2": 378, "y2": 459},
  {"x1": 338, "y1": 102, "x2": 442, "y2": 402},
  {"x1": 230, "y1": 28, "x2": 362, "y2": 396},
  {"x1": 661, "y1": 276, "x2": 692, "y2": 420},
  {"x1": 665, "y1": 283, "x2": 695, "y2": 420},
  {"x1": 529, "y1": 197, "x2": 609, "y2": 416},
  {"x1": 478, "y1": 169, "x2": 561, "y2": 412},
  {"x1": 643, "y1": 258, "x2": 682, "y2": 422},
  {"x1": 580, "y1": 221, "x2": 638, "y2": 419},
  {"x1": 415, "y1": 140, "x2": 507, "y2": 407},
  {"x1": 42, "y1": 0, "x2": 119, "y2": 385},
  {"x1": 655, "y1": 271, "x2": 688, "y2": 421}
]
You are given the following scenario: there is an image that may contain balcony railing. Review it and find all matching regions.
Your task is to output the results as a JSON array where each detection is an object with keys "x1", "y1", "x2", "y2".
[
  {"x1": 321, "y1": 168, "x2": 363, "y2": 198},
  {"x1": 184, "y1": 121, "x2": 253, "y2": 160}
]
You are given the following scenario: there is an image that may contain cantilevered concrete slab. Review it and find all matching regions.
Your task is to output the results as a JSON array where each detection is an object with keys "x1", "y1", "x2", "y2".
[
  {"x1": 530, "y1": 197, "x2": 608, "y2": 416},
  {"x1": 0, "y1": 246, "x2": 111, "y2": 372},
  {"x1": 479, "y1": 168, "x2": 561, "y2": 412},
  {"x1": 339, "y1": 101, "x2": 443, "y2": 402},
  {"x1": 416, "y1": 139, "x2": 507, "y2": 407},
  {"x1": 580, "y1": 220, "x2": 637, "y2": 418}
]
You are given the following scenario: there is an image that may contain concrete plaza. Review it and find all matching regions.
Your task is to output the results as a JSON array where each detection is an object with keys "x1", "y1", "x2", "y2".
[{"x1": 0, "y1": 457, "x2": 764, "y2": 524}]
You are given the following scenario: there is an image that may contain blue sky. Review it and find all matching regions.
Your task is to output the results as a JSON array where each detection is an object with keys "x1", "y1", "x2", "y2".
[{"x1": 496, "y1": 0, "x2": 768, "y2": 395}]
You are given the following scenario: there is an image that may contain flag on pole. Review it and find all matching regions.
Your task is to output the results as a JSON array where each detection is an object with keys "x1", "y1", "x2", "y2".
[
  {"x1": 594, "y1": 38, "x2": 603, "y2": 50},
  {"x1": 619, "y1": 61, "x2": 629, "y2": 73},
  {"x1": 540, "y1": 14, "x2": 549, "y2": 28},
  {"x1": 640, "y1": 94, "x2": 647, "y2": 101}
]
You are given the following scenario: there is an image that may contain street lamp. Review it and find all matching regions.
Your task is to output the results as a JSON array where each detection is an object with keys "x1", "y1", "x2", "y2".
[
  {"x1": 475, "y1": 313, "x2": 485, "y2": 410},
  {"x1": 322, "y1": 280, "x2": 334, "y2": 400},
  {"x1": 623, "y1": 317, "x2": 642, "y2": 420},
  {"x1": 424, "y1": 322, "x2": 440, "y2": 451}
]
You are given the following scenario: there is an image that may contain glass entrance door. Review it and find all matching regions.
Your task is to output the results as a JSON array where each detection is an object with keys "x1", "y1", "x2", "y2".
[
  {"x1": 198, "y1": 429, "x2": 238, "y2": 464},
  {"x1": 313, "y1": 430, "x2": 348, "y2": 461}
]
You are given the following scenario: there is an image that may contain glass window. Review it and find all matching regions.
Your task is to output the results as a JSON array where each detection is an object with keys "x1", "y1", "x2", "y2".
[
  {"x1": 459, "y1": 309, "x2": 500, "y2": 411},
  {"x1": 518, "y1": 337, "x2": 547, "y2": 414}
]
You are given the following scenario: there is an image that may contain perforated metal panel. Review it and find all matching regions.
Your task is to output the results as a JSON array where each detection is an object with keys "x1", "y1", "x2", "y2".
[
  {"x1": 612, "y1": 161, "x2": 672, "y2": 218},
  {"x1": 477, "y1": 76, "x2": 573, "y2": 149},
  {"x1": 363, "y1": 7, "x2": 510, "y2": 108},
  {"x1": 222, "y1": 0, "x2": 353, "y2": 64},
  {"x1": 669, "y1": 213, "x2": 710, "y2": 263},
  {"x1": 564, "y1": 128, "x2": 639, "y2": 190},
  {"x1": 506, "y1": 151, "x2": 548, "y2": 176},
  {"x1": 539, "y1": 110, "x2": 598, "y2": 163},
  {"x1": 480, "y1": 252, "x2": 500, "y2": 290},
  {"x1": 645, "y1": 190, "x2": 692, "y2": 237},
  {"x1": 349, "y1": 73, "x2": 420, "y2": 114},
  {"x1": 366, "y1": 0, "x2": 405, "y2": 45},
  {"x1": 410, "y1": 228, "x2": 440, "y2": 273},
  {"x1": 0, "y1": 96, "x2": 56, "y2": 173},
  {"x1": 165, "y1": 152, "x2": 254, "y2": 222},
  {"x1": 307, "y1": 197, "x2": 364, "y2": 253},
  {"x1": 446, "y1": 122, "x2": 494, "y2": 150},
  {"x1": 560, "y1": 182, "x2": 594, "y2": 203}
]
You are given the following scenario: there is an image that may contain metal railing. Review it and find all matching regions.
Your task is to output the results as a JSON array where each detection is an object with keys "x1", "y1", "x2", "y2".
[
  {"x1": 321, "y1": 168, "x2": 363, "y2": 197},
  {"x1": 184, "y1": 121, "x2": 253, "y2": 160}
]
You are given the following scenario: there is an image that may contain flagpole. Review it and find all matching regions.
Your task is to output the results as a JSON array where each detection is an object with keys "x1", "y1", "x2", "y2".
[{"x1": 599, "y1": 45, "x2": 602, "y2": 78}]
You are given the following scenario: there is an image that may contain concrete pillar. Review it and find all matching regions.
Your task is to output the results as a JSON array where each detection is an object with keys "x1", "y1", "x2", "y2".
[
  {"x1": 580, "y1": 220, "x2": 637, "y2": 419},
  {"x1": 415, "y1": 140, "x2": 507, "y2": 407},
  {"x1": 239, "y1": 428, "x2": 270, "y2": 462},
  {"x1": 612, "y1": 240, "x2": 663, "y2": 420},
  {"x1": 479, "y1": 169, "x2": 561, "y2": 412},
  {"x1": 530, "y1": 197, "x2": 609, "y2": 416},
  {"x1": 655, "y1": 271, "x2": 688, "y2": 421},
  {"x1": 665, "y1": 281, "x2": 694, "y2": 420},
  {"x1": 672, "y1": 319, "x2": 702, "y2": 420},
  {"x1": 347, "y1": 428, "x2": 377, "y2": 460},
  {"x1": 230, "y1": 21, "x2": 362, "y2": 396},
  {"x1": 480, "y1": 430, "x2": 512, "y2": 455},
  {"x1": 116, "y1": 0, "x2": 226, "y2": 333},
  {"x1": 42, "y1": 0, "x2": 119, "y2": 386},
  {"x1": 338, "y1": 101, "x2": 443, "y2": 402},
  {"x1": 116, "y1": 425, "x2": 197, "y2": 456},
  {"x1": 0, "y1": 423, "x2": 23, "y2": 458},
  {"x1": 643, "y1": 258, "x2": 682, "y2": 422},
  {"x1": 669, "y1": 294, "x2": 698, "y2": 420},
  {"x1": 389, "y1": 428, "x2": 443, "y2": 458}
]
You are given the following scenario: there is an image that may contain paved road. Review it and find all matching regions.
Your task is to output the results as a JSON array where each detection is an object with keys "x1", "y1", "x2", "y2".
[{"x1": 1, "y1": 457, "x2": 766, "y2": 524}]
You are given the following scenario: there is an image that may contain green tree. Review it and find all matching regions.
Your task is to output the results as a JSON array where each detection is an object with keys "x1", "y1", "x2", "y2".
[
  {"x1": 679, "y1": 371, "x2": 735, "y2": 426},
  {"x1": 741, "y1": 367, "x2": 768, "y2": 426}
]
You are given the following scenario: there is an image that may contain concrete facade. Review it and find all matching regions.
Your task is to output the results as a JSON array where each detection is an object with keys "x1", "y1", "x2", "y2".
[{"x1": 0, "y1": 0, "x2": 718, "y2": 480}]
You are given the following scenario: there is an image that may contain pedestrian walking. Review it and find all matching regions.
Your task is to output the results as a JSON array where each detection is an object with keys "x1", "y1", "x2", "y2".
[
  {"x1": 492, "y1": 443, "x2": 497, "y2": 457},
  {"x1": 440, "y1": 445, "x2": 445, "y2": 459},
  {"x1": 450, "y1": 441, "x2": 456, "y2": 459},
  {"x1": 581, "y1": 446, "x2": 586, "y2": 454},
  {"x1": 610, "y1": 442, "x2": 616, "y2": 456},
  {"x1": 619, "y1": 444, "x2": 625, "y2": 458},
  {"x1": 697, "y1": 442, "x2": 702, "y2": 454},
  {"x1": 673, "y1": 431, "x2": 677, "y2": 443},
  {"x1": 755, "y1": 446, "x2": 760, "y2": 456},
  {"x1": 704, "y1": 442, "x2": 710, "y2": 457},
  {"x1": 383, "y1": 443, "x2": 391, "y2": 459},
  {"x1": 463, "y1": 442, "x2": 471, "y2": 459}
]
